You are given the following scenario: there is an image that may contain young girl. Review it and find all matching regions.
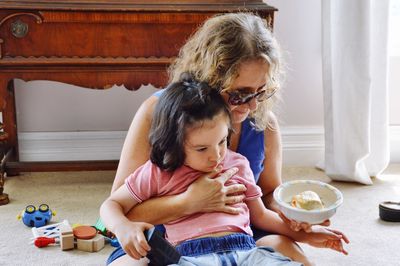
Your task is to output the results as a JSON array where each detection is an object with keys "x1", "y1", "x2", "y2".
[{"x1": 100, "y1": 74, "x2": 348, "y2": 266}]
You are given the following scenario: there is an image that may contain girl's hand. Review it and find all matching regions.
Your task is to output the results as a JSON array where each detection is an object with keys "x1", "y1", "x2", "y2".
[
  {"x1": 113, "y1": 221, "x2": 154, "y2": 260},
  {"x1": 278, "y1": 211, "x2": 330, "y2": 232},
  {"x1": 304, "y1": 226, "x2": 349, "y2": 255},
  {"x1": 183, "y1": 167, "x2": 247, "y2": 215}
]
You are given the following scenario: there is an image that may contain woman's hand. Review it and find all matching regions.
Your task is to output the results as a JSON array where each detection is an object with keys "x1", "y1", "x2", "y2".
[
  {"x1": 113, "y1": 221, "x2": 154, "y2": 260},
  {"x1": 303, "y1": 226, "x2": 349, "y2": 255},
  {"x1": 278, "y1": 211, "x2": 330, "y2": 232},
  {"x1": 183, "y1": 167, "x2": 247, "y2": 215}
]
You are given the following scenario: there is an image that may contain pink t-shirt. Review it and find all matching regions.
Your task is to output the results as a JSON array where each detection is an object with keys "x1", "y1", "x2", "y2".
[{"x1": 125, "y1": 149, "x2": 262, "y2": 245}]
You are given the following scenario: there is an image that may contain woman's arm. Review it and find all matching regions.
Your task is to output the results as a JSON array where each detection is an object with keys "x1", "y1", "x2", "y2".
[
  {"x1": 111, "y1": 95, "x2": 158, "y2": 193},
  {"x1": 256, "y1": 111, "x2": 330, "y2": 231},
  {"x1": 125, "y1": 168, "x2": 245, "y2": 224},
  {"x1": 111, "y1": 95, "x2": 246, "y2": 225},
  {"x1": 257, "y1": 111, "x2": 282, "y2": 211}
]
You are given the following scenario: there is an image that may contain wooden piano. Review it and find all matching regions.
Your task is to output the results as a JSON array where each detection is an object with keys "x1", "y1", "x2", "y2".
[{"x1": 0, "y1": 0, "x2": 276, "y2": 204}]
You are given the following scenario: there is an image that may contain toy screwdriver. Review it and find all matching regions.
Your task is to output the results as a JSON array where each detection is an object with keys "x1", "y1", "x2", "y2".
[{"x1": 34, "y1": 237, "x2": 59, "y2": 248}]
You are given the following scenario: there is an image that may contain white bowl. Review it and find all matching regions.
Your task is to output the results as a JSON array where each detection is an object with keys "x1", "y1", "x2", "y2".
[{"x1": 273, "y1": 180, "x2": 343, "y2": 224}]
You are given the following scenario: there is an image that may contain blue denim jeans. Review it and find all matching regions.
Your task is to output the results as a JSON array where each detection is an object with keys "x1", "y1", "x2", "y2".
[
  {"x1": 173, "y1": 233, "x2": 302, "y2": 266},
  {"x1": 107, "y1": 232, "x2": 302, "y2": 266}
]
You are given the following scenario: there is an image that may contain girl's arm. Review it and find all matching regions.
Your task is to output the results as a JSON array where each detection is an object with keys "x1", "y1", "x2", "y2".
[
  {"x1": 111, "y1": 95, "x2": 247, "y2": 225},
  {"x1": 100, "y1": 185, "x2": 153, "y2": 259},
  {"x1": 247, "y1": 198, "x2": 349, "y2": 255}
]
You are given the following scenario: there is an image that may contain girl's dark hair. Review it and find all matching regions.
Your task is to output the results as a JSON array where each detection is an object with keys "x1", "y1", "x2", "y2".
[{"x1": 149, "y1": 72, "x2": 231, "y2": 171}]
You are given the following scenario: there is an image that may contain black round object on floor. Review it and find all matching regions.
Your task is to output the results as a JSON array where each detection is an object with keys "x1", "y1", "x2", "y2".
[{"x1": 379, "y1": 201, "x2": 400, "y2": 222}]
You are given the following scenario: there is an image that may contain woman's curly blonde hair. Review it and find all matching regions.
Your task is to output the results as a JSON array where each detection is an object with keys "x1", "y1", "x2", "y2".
[{"x1": 168, "y1": 12, "x2": 283, "y2": 131}]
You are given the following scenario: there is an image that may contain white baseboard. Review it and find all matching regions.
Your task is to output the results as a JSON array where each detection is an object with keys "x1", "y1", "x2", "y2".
[
  {"x1": 18, "y1": 131, "x2": 126, "y2": 162},
  {"x1": 18, "y1": 126, "x2": 400, "y2": 165},
  {"x1": 281, "y1": 127, "x2": 325, "y2": 166}
]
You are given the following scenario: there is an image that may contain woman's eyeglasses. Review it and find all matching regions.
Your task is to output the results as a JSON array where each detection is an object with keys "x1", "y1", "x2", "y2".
[{"x1": 225, "y1": 88, "x2": 277, "y2": 106}]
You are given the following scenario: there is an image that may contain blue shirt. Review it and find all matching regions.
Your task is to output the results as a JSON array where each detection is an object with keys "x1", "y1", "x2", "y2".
[{"x1": 236, "y1": 118, "x2": 265, "y2": 182}]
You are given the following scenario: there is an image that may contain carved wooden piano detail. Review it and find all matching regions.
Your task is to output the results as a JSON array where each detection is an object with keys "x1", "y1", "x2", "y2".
[{"x1": 0, "y1": 0, "x2": 276, "y2": 204}]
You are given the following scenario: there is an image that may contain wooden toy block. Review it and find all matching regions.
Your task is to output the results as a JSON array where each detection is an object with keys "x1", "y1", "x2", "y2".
[
  {"x1": 77, "y1": 234, "x2": 105, "y2": 252},
  {"x1": 73, "y1": 225, "x2": 97, "y2": 240},
  {"x1": 59, "y1": 222, "x2": 74, "y2": 251},
  {"x1": 92, "y1": 234, "x2": 105, "y2": 251}
]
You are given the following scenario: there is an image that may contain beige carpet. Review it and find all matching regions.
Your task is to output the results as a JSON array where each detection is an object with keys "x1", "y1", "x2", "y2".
[{"x1": 0, "y1": 165, "x2": 399, "y2": 266}]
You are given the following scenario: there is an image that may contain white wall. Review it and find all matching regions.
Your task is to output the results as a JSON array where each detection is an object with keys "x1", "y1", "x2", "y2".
[
  {"x1": 14, "y1": 81, "x2": 158, "y2": 132},
  {"x1": 269, "y1": 0, "x2": 324, "y2": 127},
  {"x1": 11, "y1": 0, "x2": 400, "y2": 164}
]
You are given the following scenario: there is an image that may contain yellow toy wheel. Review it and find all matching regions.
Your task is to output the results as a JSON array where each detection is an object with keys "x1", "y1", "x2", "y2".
[
  {"x1": 25, "y1": 205, "x2": 36, "y2": 214},
  {"x1": 38, "y1": 204, "x2": 49, "y2": 212}
]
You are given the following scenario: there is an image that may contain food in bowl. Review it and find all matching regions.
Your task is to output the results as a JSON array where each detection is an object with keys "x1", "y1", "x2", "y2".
[
  {"x1": 291, "y1": 190, "x2": 324, "y2": 210},
  {"x1": 273, "y1": 180, "x2": 343, "y2": 224}
]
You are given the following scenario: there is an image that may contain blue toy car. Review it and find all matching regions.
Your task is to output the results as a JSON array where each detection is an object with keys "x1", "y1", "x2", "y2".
[{"x1": 17, "y1": 204, "x2": 56, "y2": 227}]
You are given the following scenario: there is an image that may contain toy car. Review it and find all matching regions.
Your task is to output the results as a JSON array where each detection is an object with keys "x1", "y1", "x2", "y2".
[{"x1": 17, "y1": 204, "x2": 56, "y2": 227}]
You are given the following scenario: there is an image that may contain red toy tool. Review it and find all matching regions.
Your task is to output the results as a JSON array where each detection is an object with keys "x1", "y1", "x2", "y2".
[{"x1": 34, "y1": 237, "x2": 59, "y2": 248}]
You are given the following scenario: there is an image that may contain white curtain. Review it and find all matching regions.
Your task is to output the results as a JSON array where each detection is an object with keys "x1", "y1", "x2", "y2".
[{"x1": 321, "y1": 0, "x2": 390, "y2": 184}]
